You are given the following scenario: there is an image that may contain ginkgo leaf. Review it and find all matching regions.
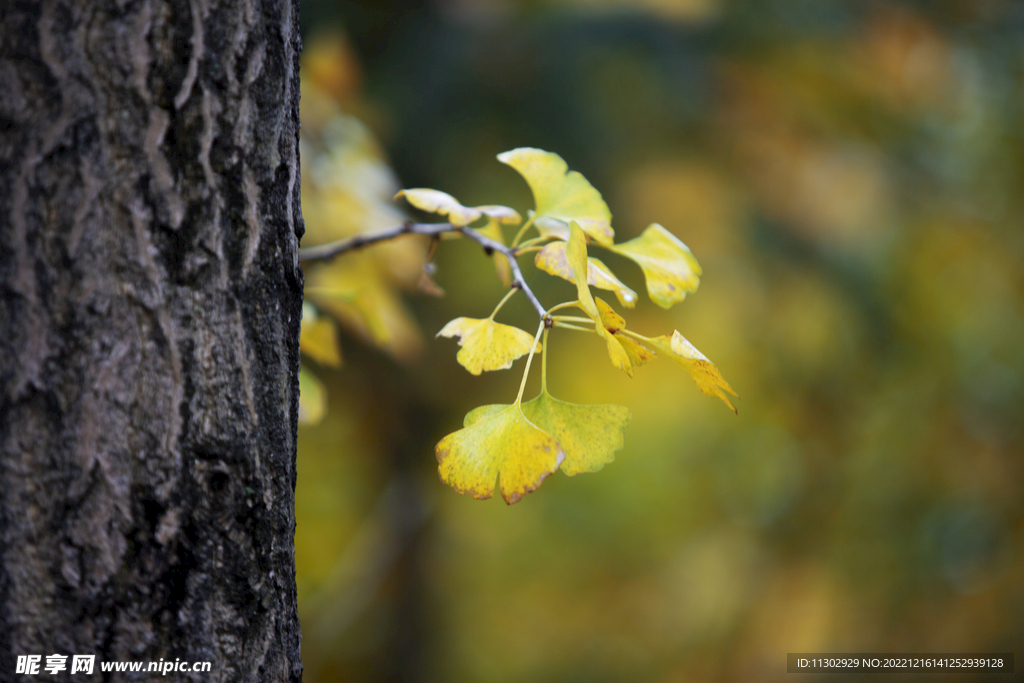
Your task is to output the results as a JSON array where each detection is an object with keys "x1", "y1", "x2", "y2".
[
  {"x1": 437, "y1": 317, "x2": 540, "y2": 375},
  {"x1": 521, "y1": 391, "x2": 631, "y2": 476},
  {"x1": 648, "y1": 330, "x2": 738, "y2": 412},
  {"x1": 477, "y1": 218, "x2": 512, "y2": 287},
  {"x1": 567, "y1": 224, "x2": 634, "y2": 376},
  {"x1": 534, "y1": 241, "x2": 638, "y2": 308},
  {"x1": 602, "y1": 331, "x2": 634, "y2": 376},
  {"x1": 565, "y1": 221, "x2": 600, "y2": 319},
  {"x1": 497, "y1": 147, "x2": 615, "y2": 245},
  {"x1": 396, "y1": 188, "x2": 482, "y2": 226},
  {"x1": 594, "y1": 297, "x2": 625, "y2": 333},
  {"x1": 617, "y1": 334, "x2": 656, "y2": 368},
  {"x1": 299, "y1": 365, "x2": 327, "y2": 425},
  {"x1": 476, "y1": 205, "x2": 522, "y2": 224},
  {"x1": 436, "y1": 404, "x2": 564, "y2": 504},
  {"x1": 300, "y1": 303, "x2": 343, "y2": 367},
  {"x1": 610, "y1": 223, "x2": 703, "y2": 308}
]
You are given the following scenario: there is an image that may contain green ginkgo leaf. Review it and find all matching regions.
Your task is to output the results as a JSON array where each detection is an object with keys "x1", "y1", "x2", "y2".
[
  {"x1": 521, "y1": 391, "x2": 631, "y2": 476},
  {"x1": 298, "y1": 364, "x2": 327, "y2": 425},
  {"x1": 610, "y1": 223, "x2": 702, "y2": 308},
  {"x1": 396, "y1": 188, "x2": 482, "y2": 226},
  {"x1": 436, "y1": 404, "x2": 564, "y2": 504},
  {"x1": 497, "y1": 148, "x2": 614, "y2": 245},
  {"x1": 648, "y1": 330, "x2": 738, "y2": 412},
  {"x1": 437, "y1": 317, "x2": 540, "y2": 375},
  {"x1": 534, "y1": 241, "x2": 638, "y2": 308}
]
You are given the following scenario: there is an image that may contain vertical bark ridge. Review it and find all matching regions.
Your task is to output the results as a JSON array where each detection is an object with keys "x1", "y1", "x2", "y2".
[{"x1": 0, "y1": 0, "x2": 304, "y2": 680}]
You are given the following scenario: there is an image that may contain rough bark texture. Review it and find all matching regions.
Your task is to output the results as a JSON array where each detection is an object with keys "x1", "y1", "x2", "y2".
[{"x1": 0, "y1": 0, "x2": 303, "y2": 680}]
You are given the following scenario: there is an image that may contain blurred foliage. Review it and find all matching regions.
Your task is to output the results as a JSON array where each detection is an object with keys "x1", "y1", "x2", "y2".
[{"x1": 294, "y1": 2, "x2": 1024, "y2": 682}]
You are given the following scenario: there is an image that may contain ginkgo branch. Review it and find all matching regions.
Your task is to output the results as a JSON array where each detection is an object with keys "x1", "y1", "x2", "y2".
[
  {"x1": 298, "y1": 221, "x2": 455, "y2": 261},
  {"x1": 298, "y1": 221, "x2": 549, "y2": 320}
]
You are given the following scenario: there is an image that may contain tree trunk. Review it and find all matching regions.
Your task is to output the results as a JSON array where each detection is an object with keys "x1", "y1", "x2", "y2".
[{"x1": 0, "y1": 0, "x2": 303, "y2": 680}]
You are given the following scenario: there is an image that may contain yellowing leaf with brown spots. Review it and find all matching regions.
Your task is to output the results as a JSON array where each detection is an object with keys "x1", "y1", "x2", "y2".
[
  {"x1": 648, "y1": 331, "x2": 738, "y2": 412},
  {"x1": 534, "y1": 241, "x2": 638, "y2": 308},
  {"x1": 396, "y1": 188, "x2": 482, "y2": 226},
  {"x1": 610, "y1": 223, "x2": 702, "y2": 308},
  {"x1": 617, "y1": 335, "x2": 656, "y2": 368},
  {"x1": 567, "y1": 224, "x2": 633, "y2": 376},
  {"x1": 437, "y1": 317, "x2": 540, "y2": 375},
  {"x1": 594, "y1": 297, "x2": 625, "y2": 333},
  {"x1": 497, "y1": 148, "x2": 615, "y2": 245},
  {"x1": 299, "y1": 365, "x2": 327, "y2": 425},
  {"x1": 300, "y1": 303, "x2": 343, "y2": 368},
  {"x1": 520, "y1": 391, "x2": 631, "y2": 476},
  {"x1": 436, "y1": 404, "x2": 564, "y2": 504},
  {"x1": 565, "y1": 221, "x2": 600, "y2": 319}
]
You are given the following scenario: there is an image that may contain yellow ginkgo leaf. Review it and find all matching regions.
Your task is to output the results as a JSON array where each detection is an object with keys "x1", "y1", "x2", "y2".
[
  {"x1": 497, "y1": 147, "x2": 615, "y2": 245},
  {"x1": 476, "y1": 218, "x2": 512, "y2": 287},
  {"x1": 396, "y1": 188, "x2": 482, "y2": 226},
  {"x1": 648, "y1": 330, "x2": 738, "y2": 412},
  {"x1": 521, "y1": 391, "x2": 631, "y2": 476},
  {"x1": 534, "y1": 241, "x2": 638, "y2": 308},
  {"x1": 298, "y1": 365, "x2": 327, "y2": 426},
  {"x1": 436, "y1": 404, "x2": 564, "y2": 504},
  {"x1": 594, "y1": 297, "x2": 625, "y2": 333},
  {"x1": 602, "y1": 332, "x2": 634, "y2": 377},
  {"x1": 567, "y1": 224, "x2": 633, "y2": 376},
  {"x1": 300, "y1": 303, "x2": 343, "y2": 368},
  {"x1": 565, "y1": 221, "x2": 600, "y2": 319},
  {"x1": 437, "y1": 317, "x2": 540, "y2": 375},
  {"x1": 476, "y1": 205, "x2": 522, "y2": 225},
  {"x1": 617, "y1": 334, "x2": 656, "y2": 368},
  {"x1": 610, "y1": 223, "x2": 703, "y2": 308}
]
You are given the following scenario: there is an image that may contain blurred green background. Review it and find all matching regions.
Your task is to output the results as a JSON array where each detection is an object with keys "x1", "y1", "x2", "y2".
[{"x1": 293, "y1": 1, "x2": 1024, "y2": 681}]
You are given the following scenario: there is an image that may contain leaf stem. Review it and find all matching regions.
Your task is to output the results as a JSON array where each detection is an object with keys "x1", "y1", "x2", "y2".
[
  {"x1": 487, "y1": 288, "x2": 519, "y2": 321},
  {"x1": 510, "y1": 214, "x2": 536, "y2": 249},
  {"x1": 541, "y1": 328, "x2": 549, "y2": 394},
  {"x1": 553, "y1": 322, "x2": 595, "y2": 332},
  {"x1": 545, "y1": 301, "x2": 583, "y2": 316},
  {"x1": 551, "y1": 315, "x2": 594, "y2": 324},
  {"x1": 516, "y1": 321, "x2": 546, "y2": 405}
]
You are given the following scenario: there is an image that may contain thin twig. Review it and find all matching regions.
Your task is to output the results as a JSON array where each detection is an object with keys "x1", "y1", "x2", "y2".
[
  {"x1": 298, "y1": 222, "x2": 455, "y2": 262},
  {"x1": 299, "y1": 221, "x2": 549, "y2": 321}
]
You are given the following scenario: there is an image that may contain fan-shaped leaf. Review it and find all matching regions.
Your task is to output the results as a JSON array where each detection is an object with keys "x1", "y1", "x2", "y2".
[
  {"x1": 534, "y1": 241, "x2": 637, "y2": 308},
  {"x1": 396, "y1": 188, "x2": 482, "y2": 226},
  {"x1": 567, "y1": 224, "x2": 633, "y2": 376},
  {"x1": 476, "y1": 205, "x2": 522, "y2": 224},
  {"x1": 437, "y1": 317, "x2": 540, "y2": 375},
  {"x1": 648, "y1": 331, "x2": 738, "y2": 412},
  {"x1": 610, "y1": 223, "x2": 702, "y2": 308},
  {"x1": 565, "y1": 222, "x2": 600, "y2": 319},
  {"x1": 521, "y1": 391, "x2": 631, "y2": 476},
  {"x1": 436, "y1": 404, "x2": 564, "y2": 504},
  {"x1": 497, "y1": 148, "x2": 614, "y2": 245},
  {"x1": 617, "y1": 335, "x2": 656, "y2": 368}
]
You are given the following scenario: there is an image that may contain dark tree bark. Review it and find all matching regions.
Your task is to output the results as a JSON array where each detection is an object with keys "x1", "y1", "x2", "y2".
[{"x1": 0, "y1": 0, "x2": 303, "y2": 680}]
